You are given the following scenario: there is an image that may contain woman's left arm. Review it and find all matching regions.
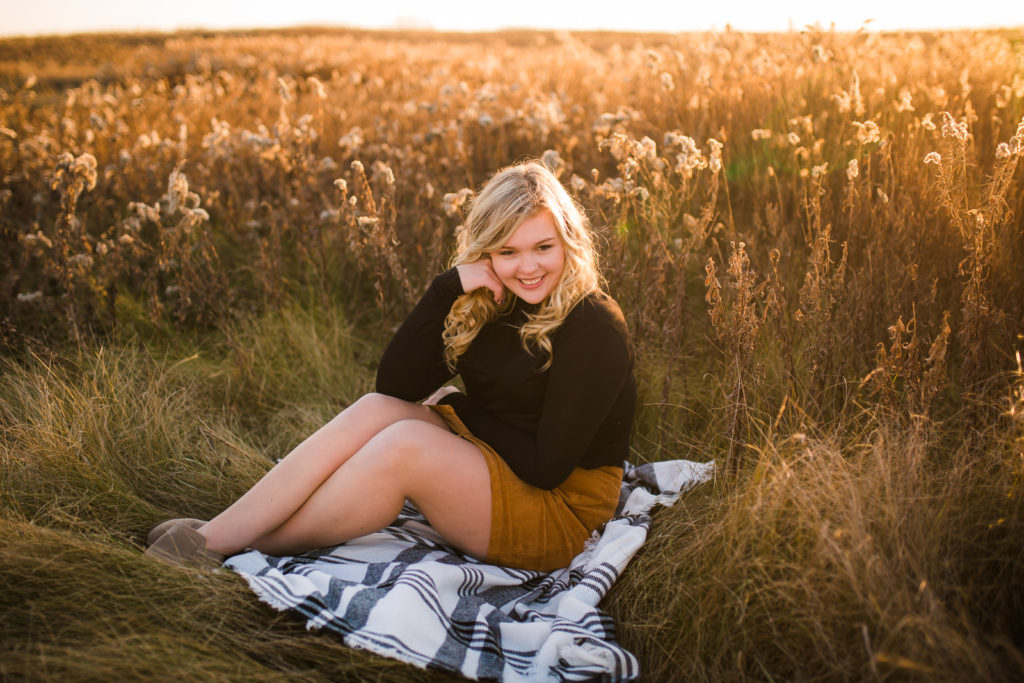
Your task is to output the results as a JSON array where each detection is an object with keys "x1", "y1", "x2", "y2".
[{"x1": 376, "y1": 269, "x2": 463, "y2": 401}]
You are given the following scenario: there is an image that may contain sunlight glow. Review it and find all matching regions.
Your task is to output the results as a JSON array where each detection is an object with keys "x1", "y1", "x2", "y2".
[{"x1": 1, "y1": 0, "x2": 1021, "y2": 37}]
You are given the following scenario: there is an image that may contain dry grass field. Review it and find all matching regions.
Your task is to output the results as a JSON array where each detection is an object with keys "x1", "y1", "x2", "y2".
[{"x1": 1, "y1": 26, "x2": 1023, "y2": 681}]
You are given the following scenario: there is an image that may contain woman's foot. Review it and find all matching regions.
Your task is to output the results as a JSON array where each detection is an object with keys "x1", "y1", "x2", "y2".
[
  {"x1": 144, "y1": 521, "x2": 225, "y2": 569},
  {"x1": 146, "y1": 517, "x2": 207, "y2": 546}
]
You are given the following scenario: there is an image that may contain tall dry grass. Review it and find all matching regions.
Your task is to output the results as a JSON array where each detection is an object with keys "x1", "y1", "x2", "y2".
[
  {"x1": 2, "y1": 25, "x2": 1023, "y2": 681},
  {"x1": 606, "y1": 399, "x2": 1024, "y2": 680},
  {"x1": 0, "y1": 307, "x2": 459, "y2": 681}
]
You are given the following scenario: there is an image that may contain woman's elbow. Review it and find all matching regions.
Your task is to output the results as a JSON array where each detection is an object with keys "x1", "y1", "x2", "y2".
[
  {"x1": 374, "y1": 369, "x2": 410, "y2": 399},
  {"x1": 374, "y1": 373, "x2": 395, "y2": 396}
]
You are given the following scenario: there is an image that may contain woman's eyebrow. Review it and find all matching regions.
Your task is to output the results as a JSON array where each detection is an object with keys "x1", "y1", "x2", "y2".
[{"x1": 498, "y1": 236, "x2": 557, "y2": 252}]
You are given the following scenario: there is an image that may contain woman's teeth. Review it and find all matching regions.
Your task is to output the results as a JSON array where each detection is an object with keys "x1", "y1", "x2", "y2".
[{"x1": 520, "y1": 276, "x2": 543, "y2": 286}]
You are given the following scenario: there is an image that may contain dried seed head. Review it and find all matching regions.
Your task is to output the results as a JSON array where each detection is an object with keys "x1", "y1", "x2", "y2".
[
  {"x1": 441, "y1": 188, "x2": 473, "y2": 217},
  {"x1": 371, "y1": 160, "x2": 395, "y2": 186},
  {"x1": 599, "y1": 132, "x2": 625, "y2": 161},
  {"x1": 645, "y1": 49, "x2": 662, "y2": 72},
  {"x1": 846, "y1": 158, "x2": 859, "y2": 180},
  {"x1": 707, "y1": 138, "x2": 723, "y2": 174},
  {"x1": 542, "y1": 149, "x2": 565, "y2": 178},
  {"x1": 621, "y1": 157, "x2": 639, "y2": 181},
  {"x1": 852, "y1": 120, "x2": 881, "y2": 145},
  {"x1": 940, "y1": 112, "x2": 968, "y2": 142},
  {"x1": 637, "y1": 136, "x2": 658, "y2": 162},
  {"x1": 277, "y1": 77, "x2": 293, "y2": 102},
  {"x1": 628, "y1": 186, "x2": 650, "y2": 203},
  {"x1": 895, "y1": 87, "x2": 914, "y2": 113},
  {"x1": 307, "y1": 76, "x2": 327, "y2": 100},
  {"x1": 68, "y1": 253, "x2": 94, "y2": 269},
  {"x1": 832, "y1": 90, "x2": 852, "y2": 113},
  {"x1": 339, "y1": 127, "x2": 365, "y2": 152}
]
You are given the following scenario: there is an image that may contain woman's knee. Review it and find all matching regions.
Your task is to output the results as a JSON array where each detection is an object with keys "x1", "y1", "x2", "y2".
[
  {"x1": 339, "y1": 392, "x2": 409, "y2": 424},
  {"x1": 349, "y1": 391, "x2": 398, "y2": 414},
  {"x1": 345, "y1": 392, "x2": 444, "y2": 431},
  {"x1": 359, "y1": 420, "x2": 439, "y2": 469}
]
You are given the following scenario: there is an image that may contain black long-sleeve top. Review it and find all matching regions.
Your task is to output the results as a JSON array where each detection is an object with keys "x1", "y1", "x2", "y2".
[{"x1": 376, "y1": 268, "x2": 636, "y2": 490}]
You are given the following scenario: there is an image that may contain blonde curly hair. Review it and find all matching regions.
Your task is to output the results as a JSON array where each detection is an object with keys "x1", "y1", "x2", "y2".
[{"x1": 443, "y1": 160, "x2": 602, "y2": 370}]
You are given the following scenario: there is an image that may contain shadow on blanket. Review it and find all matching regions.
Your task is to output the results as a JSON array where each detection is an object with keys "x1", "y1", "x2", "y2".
[{"x1": 224, "y1": 459, "x2": 713, "y2": 683}]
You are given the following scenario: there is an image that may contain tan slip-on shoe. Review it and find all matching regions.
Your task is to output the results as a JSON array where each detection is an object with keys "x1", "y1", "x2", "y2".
[
  {"x1": 144, "y1": 521, "x2": 225, "y2": 569},
  {"x1": 147, "y1": 518, "x2": 207, "y2": 546}
]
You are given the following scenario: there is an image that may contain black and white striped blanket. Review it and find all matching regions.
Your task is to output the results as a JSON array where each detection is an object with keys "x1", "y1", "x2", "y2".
[{"x1": 225, "y1": 459, "x2": 713, "y2": 682}]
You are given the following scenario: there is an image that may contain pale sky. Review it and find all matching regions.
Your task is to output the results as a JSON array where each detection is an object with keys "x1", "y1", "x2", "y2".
[{"x1": 1, "y1": 0, "x2": 1021, "y2": 37}]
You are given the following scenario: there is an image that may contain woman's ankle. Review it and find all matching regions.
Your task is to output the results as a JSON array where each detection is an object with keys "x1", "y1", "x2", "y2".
[{"x1": 196, "y1": 520, "x2": 248, "y2": 557}]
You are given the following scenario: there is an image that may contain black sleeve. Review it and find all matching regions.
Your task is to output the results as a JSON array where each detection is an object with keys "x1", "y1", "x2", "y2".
[
  {"x1": 375, "y1": 268, "x2": 462, "y2": 401},
  {"x1": 441, "y1": 320, "x2": 631, "y2": 490}
]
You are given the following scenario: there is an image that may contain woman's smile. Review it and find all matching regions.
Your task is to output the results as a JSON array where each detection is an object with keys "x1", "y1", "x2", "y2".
[{"x1": 518, "y1": 275, "x2": 544, "y2": 287}]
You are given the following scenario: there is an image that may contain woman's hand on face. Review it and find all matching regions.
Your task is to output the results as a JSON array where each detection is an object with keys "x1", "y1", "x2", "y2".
[
  {"x1": 456, "y1": 259, "x2": 505, "y2": 304},
  {"x1": 423, "y1": 385, "x2": 461, "y2": 405}
]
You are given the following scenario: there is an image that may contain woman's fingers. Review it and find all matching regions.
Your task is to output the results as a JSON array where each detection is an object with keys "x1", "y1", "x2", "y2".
[
  {"x1": 456, "y1": 260, "x2": 505, "y2": 303},
  {"x1": 484, "y1": 271, "x2": 504, "y2": 303},
  {"x1": 423, "y1": 385, "x2": 460, "y2": 405}
]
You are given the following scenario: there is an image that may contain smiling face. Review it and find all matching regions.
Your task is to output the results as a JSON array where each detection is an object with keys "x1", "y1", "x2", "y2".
[{"x1": 490, "y1": 209, "x2": 566, "y2": 305}]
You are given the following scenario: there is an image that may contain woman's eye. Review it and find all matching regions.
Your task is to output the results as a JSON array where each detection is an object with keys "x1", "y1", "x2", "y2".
[
  {"x1": 537, "y1": 244, "x2": 552, "y2": 251},
  {"x1": 497, "y1": 250, "x2": 514, "y2": 257}
]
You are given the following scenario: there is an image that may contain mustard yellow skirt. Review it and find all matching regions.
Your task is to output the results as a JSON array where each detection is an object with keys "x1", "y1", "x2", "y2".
[{"x1": 429, "y1": 404, "x2": 623, "y2": 572}]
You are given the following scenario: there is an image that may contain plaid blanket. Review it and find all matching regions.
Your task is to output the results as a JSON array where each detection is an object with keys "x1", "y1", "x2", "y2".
[{"x1": 225, "y1": 459, "x2": 713, "y2": 682}]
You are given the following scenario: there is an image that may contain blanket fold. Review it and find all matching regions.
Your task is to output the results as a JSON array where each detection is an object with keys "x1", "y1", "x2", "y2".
[{"x1": 225, "y1": 459, "x2": 713, "y2": 682}]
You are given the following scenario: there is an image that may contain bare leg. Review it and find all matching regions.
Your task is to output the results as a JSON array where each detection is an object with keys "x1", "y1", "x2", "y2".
[
  {"x1": 248, "y1": 419, "x2": 491, "y2": 559},
  {"x1": 198, "y1": 393, "x2": 450, "y2": 555}
]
